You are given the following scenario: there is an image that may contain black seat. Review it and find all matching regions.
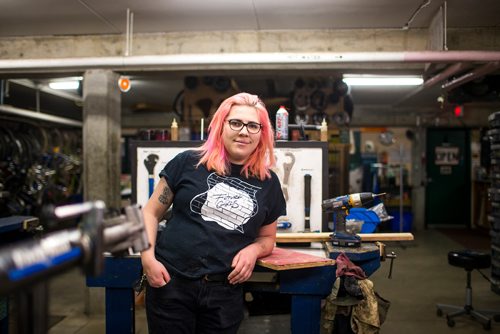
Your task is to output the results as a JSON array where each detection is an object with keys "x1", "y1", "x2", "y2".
[{"x1": 436, "y1": 250, "x2": 500, "y2": 330}]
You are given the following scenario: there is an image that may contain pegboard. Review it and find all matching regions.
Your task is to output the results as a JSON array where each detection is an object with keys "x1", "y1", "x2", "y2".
[{"x1": 130, "y1": 141, "x2": 329, "y2": 232}]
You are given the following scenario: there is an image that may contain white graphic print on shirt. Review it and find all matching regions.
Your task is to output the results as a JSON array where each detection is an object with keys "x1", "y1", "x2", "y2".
[{"x1": 190, "y1": 173, "x2": 261, "y2": 233}]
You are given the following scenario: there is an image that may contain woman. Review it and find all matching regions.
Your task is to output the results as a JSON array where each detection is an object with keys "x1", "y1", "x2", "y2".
[{"x1": 141, "y1": 92, "x2": 286, "y2": 333}]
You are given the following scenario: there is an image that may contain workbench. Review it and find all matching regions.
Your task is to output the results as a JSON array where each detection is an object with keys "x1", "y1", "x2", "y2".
[
  {"x1": 87, "y1": 248, "x2": 336, "y2": 334},
  {"x1": 250, "y1": 247, "x2": 336, "y2": 334},
  {"x1": 86, "y1": 235, "x2": 411, "y2": 334}
]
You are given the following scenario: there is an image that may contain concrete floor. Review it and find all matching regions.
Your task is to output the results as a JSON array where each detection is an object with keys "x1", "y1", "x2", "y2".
[{"x1": 10, "y1": 228, "x2": 500, "y2": 333}]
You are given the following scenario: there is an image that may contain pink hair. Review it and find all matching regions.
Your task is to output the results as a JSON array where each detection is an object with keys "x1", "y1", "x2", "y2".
[{"x1": 196, "y1": 92, "x2": 276, "y2": 180}]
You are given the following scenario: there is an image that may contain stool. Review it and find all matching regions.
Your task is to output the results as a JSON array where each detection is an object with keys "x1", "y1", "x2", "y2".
[{"x1": 436, "y1": 250, "x2": 500, "y2": 330}]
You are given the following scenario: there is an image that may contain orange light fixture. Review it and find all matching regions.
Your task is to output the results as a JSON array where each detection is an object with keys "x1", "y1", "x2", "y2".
[{"x1": 118, "y1": 76, "x2": 131, "y2": 92}]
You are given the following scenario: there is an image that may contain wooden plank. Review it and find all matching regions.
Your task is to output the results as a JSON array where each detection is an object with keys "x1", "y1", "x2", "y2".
[
  {"x1": 257, "y1": 247, "x2": 335, "y2": 271},
  {"x1": 276, "y1": 232, "x2": 414, "y2": 243},
  {"x1": 359, "y1": 233, "x2": 414, "y2": 241}
]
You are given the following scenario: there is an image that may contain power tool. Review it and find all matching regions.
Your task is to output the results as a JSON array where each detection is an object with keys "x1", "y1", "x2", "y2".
[{"x1": 322, "y1": 192, "x2": 386, "y2": 247}]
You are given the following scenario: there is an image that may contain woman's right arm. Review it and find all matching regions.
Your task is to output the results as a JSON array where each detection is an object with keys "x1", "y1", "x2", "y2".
[{"x1": 141, "y1": 177, "x2": 173, "y2": 287}]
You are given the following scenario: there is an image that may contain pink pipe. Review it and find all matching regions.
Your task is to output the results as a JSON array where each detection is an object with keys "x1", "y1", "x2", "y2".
[{"x1": 404, "y1": 51, "x2": 500, "y2": 62}]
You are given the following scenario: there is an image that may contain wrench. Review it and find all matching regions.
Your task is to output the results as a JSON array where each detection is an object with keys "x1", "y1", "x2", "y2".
[
  {"x1": 283, "y1": 152, "x2": 295, "y2": 185},
  {"x1": 281, "y1": 152, "x2": 296, "y2": 201}
]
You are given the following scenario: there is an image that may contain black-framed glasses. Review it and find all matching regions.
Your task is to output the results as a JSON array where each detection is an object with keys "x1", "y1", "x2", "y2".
[{"x1": 227, "y1": 119, "x2": 262, "y2": 134}]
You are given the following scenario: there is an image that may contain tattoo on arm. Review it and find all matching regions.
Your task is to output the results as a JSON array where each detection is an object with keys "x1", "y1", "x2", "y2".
[{"x1": 158, "y1": 184, "x2": 173, "y2": 205}]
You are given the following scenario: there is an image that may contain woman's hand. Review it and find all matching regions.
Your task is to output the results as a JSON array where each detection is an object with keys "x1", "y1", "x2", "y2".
[
  {"x1": 228, "y1": 245, "x2": 259, "y2": 284},
  {"x1": 140, "y1": 177, "x2": 174, "y2": 288},
  {"x1": 142, "y1": 257, "x2": 170, "y2": 288},
  {"x1": 228, "y1": 222, "x2": 277, "y2": 285}
]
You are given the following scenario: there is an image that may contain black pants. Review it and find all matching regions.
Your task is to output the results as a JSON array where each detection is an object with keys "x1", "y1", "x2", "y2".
[{"x1": 145, "y1": 274, "x2": 244, "y2": 334}]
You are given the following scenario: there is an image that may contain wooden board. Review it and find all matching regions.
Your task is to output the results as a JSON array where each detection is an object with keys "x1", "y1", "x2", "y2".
[
  {"x1": 257, "y1": 247, "x2": 335, "y2": 271},
  {"x1": 276, "y1": 232, "x2": 414, "y2": 243}
]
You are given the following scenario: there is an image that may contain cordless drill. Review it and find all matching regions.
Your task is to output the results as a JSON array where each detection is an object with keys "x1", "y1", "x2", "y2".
[{"x1": 322, "y1": 192, "x2": 386, "y2": 247}]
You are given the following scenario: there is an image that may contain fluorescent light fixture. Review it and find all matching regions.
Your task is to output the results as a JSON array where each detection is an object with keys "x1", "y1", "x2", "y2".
[
  {"x1": 49, "y1": 81, "x2": 79, "y2": 90},
  {"x1": 48, "y1": 77, "x2": 82, "y2": 90},
  {"x1": 343, "y1": 74, "x2": 423, "y2": 86}
]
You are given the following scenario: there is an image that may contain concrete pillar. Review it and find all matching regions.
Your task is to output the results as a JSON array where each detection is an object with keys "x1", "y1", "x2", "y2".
[
  {"x1": 83, "y1": 69, "x2": 121, "y2": 210},
  {"x1": 82, "y1": 69, "x2": 121, "y2": 315}
]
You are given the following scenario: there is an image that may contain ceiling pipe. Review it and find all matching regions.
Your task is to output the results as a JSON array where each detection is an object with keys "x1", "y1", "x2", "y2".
[
  {"x1": 0, "y1": 51, "x2": 500, "y2": 73},
  {"x1": 441, "y1": 61, "x2": 500, "y2": 91},
  {"x1": 396, "y1": 59, "x2": 488, "y2": 106},
  {"x1": 423, "y1": 62, "x2": 472, "y2": 88},
  {"x1": 395, "y1": 62, "x2": 473, "y2": 107},
  {"x1": 0, "y1": 104, "x2": 82, "y2": 127}
]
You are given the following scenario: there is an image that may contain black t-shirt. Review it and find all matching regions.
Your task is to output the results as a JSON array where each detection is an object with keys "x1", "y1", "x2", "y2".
[{"x1": 156, "y1": 150, "x2": 286, "y2": 279}]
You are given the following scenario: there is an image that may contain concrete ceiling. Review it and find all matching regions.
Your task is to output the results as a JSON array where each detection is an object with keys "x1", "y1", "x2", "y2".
[
  {"x1": 1, "y1": 0, "x2": 499, "y2": 36},
  {"x1": 1, "y1": 0, "x2": 500, "y2": 124}
]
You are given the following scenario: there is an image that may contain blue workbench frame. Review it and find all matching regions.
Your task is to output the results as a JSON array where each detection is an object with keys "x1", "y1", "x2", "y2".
[
  {"x1": 87, "y1": 256, "x2": 338, "y2": 334},
  {"x1": 86, "y1": 249, "x2": 380, "y2": 334}
]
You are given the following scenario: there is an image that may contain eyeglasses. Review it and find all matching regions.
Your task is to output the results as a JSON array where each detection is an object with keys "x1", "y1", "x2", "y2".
[{"x1": 227, "y1": 119, "x2": 262, "y2": 134}]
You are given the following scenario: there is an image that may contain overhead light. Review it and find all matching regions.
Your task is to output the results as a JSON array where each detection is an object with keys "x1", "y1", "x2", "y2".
[
  {"x1": 48, "y1": 77, "x2": 82, "y2": 90},
  {"x1": 343, "y1": 74, "x2": 423, "y2": 86}
]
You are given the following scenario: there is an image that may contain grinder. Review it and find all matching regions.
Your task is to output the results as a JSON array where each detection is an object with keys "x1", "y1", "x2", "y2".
[{"x1": 322, "y1": 192, "x2": 386, "y2": 247}]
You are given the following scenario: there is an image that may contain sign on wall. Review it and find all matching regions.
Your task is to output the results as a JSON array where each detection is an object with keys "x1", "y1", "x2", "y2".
[{"x1": 435, "y1": 146, "x2": 460, "y2": 165}]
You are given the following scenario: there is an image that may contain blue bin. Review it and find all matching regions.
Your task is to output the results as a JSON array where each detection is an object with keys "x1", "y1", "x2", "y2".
[
  {"x1": 389, "y1": 211, "x2": 412, "y2": 232},
  {"x1": 345, "y1": 208, "x2": 380, "y2": 233}
]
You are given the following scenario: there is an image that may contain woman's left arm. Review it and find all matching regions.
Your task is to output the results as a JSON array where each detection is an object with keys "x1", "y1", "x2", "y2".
[{"x1": 228, "y1": 221, "x2": 277, "y2": 284}]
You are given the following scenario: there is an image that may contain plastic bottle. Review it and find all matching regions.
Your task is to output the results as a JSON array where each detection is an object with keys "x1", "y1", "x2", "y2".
[
  {"x1": 320, "y1": 118, "x2": 328, "y2": 142},
  {"x1": 170, "y1": 118, "x2": 179, "y2": 141},
  {"x1": 275, "y1": 106, "x2": 289, "y2": 141}
]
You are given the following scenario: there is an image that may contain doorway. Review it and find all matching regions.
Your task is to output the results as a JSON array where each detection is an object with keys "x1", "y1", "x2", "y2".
[{"x1": 425, "y1": 128, "x2": 470, "y2": 227}]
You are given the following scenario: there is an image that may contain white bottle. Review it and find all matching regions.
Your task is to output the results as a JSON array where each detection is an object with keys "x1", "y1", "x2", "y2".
[
  {"x1": 170, "y1": 118, "x2": 179, "y2": 141},
  {"x1": 276, "y1": 106, "x2": 289, "y2": 141},
  {"x1": 320, "y1": 118, "x2": 328, "y2": 142}
]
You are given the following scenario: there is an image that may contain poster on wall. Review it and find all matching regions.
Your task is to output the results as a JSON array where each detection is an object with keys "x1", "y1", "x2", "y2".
[{"x1": 130, "y1": 141, "x2": 329, "y2": 232}]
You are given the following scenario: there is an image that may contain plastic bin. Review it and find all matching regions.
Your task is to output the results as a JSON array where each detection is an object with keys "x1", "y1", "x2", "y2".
[
  {"x1": 389, "y1": 211, "x2": 413, "y2": 232},
  {"x1": 345, "y1": 208, "x2": 380, "y2": 233}
]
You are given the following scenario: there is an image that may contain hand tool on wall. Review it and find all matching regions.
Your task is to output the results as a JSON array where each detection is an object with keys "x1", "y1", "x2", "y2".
[
  {"x1": 277, "y1": 221, "x2": 292, "y2": 229},
  {"x1": 322, "y1": 192, "x2": 386, "y2": 247},
  {"x1": 304, "y1": 174, "x2": 312, "y2": 232},
  {"x1": 281, "y1": 152, "x2": 295, "y2": 201},
  {"x1": 144, "y1": 154, "x2": 159, "y2": 198}
]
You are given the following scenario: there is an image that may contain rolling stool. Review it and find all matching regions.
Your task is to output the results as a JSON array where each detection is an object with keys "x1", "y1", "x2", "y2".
[{"x1": 436, "y1": 250, "x2": 500, "y2": 330}]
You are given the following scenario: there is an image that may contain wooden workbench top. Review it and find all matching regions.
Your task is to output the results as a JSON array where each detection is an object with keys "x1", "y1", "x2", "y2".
[
  {"x1": 276, "y1": 232, "x2": 414, "y2": 243},
  {"x1": 257, "y1": 247, "x2": 335, "y2": 271}
]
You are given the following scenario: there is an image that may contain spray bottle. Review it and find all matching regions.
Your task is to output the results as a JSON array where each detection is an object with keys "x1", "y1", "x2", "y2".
[{"x1": 276, "y1": 106, "x2": 289, "y2": 141}]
